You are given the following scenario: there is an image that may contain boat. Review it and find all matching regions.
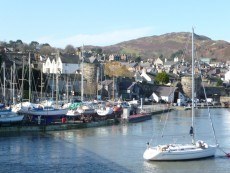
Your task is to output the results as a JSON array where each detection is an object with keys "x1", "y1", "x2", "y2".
[
  {"x1": 67, "y1": 102, "x2": 97, "y2": 116},
  {"x1": 143, "y1": 28, "x2": 217, "y2": 161},
  {"x1": 97, "y1": 106, "x2": 113, "y2": 116},
  {"x1": 0, "y1": 104, "x2": 12, "y2": 115},
  {"x1": 0, "y1": 112, "x2": 24, "y2": 123},
  {"x1": 128, "y1": 112, "x2": 152, "y2": 123},
  {"x1": 66, "y1": 102, "x2": 82, "y2": 117},
  {"x1": 96, "y1": 101, "x2": 113, "y2": 116},
  {"x1": 77, "y1": 104, "x2": 96, "y2": 115},
  {"x1": 25, "y1": 106, "x2": 68, "y2": 116},
  {"x1": 184, "y1": 104, "x2": 192, "y2": 110}
]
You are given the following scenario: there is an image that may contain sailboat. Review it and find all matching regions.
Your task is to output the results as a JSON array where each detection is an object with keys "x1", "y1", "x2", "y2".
[
  {"x1": 143, "y1": 28, "x2": 217, "y2": 161},
  {"x1": 0, "y1": 61, "x2": 24, "y2": 123}
]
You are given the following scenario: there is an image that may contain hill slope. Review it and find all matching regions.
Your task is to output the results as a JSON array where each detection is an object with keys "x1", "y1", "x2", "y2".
[{"x1": 100, "y1": 32, "x2": 230, "y2": 61}]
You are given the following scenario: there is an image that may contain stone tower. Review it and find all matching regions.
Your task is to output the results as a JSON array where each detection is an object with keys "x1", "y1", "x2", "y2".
[
  {"x1": 181, "y1": 76, "x2": 202, "y2": 99},
  {"x1": 83, "y1": 63, "x2": 98, "y2": 97}
]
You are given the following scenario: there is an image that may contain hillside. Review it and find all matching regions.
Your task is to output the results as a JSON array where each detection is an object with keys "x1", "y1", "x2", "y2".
[{"x1": 100, "y1": 32, "x2": 230, "y2": 62}]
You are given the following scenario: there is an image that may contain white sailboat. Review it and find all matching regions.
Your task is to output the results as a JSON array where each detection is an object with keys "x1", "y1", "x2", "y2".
[
  {"x1": 143, "y1": 28, "x2": 217, "y2": 161},
  {"x1": 0, "y1": 61, "x2": 24, "y2": 123}
]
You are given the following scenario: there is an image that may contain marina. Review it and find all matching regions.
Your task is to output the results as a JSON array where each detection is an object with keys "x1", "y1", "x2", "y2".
[
  {"x1": 1, "y1": 1, "x2": 230, "y2": 172},
  {"x1": 0, "y1": 104, "x2": 167, "y2": 133},
  {"x1": 0, "y1": 108, "x2": 229, "y2": 173}
]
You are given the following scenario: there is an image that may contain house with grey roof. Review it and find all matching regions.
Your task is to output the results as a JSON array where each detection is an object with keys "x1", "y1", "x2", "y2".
[
  {"x1": 163, "y1": 61, "x2": 175, "y2": 73},
  {"x1": 148, "y1": 86, "x2": 186, "y2": 104}
]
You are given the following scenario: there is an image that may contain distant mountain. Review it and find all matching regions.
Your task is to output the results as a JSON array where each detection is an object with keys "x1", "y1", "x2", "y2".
[{"x1": 98, "y1": 32, "x2": 230, "y2": 62}]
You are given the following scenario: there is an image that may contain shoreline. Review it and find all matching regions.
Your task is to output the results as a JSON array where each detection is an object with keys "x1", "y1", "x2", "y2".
[{"x1": 0, "y1": 105, "x2": 227, "y2": 134}]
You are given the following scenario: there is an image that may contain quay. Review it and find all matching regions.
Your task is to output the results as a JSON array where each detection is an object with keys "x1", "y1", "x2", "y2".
[
  {"x1": 1, "y1": 103, "x2": 226, "y2": 134},
  {"x1": 0, "y1": 104, "x2": 169, "y2": 133},
  {"x1": 0, "y1": 119, "x2": 117, "y2": 133}
]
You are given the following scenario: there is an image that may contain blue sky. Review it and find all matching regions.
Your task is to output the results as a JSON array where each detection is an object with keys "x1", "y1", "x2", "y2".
[{"x1": 0, "y1": 0, "x2": 229, "y2": 48}]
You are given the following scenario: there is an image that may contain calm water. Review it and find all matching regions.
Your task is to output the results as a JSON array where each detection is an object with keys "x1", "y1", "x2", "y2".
[{"x1": 0, "y1": 108, "x2": 230, "y2": 173}]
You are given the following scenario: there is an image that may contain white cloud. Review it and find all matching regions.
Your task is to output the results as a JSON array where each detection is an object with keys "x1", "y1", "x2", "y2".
[{"x1": 37, "y1": 27, "x2": 154, "y2": 48}]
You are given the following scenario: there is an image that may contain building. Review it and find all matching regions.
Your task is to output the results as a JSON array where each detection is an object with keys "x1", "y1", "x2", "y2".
[{"x1": 42, "y1": 53, "x2": 80, "y2": 74}]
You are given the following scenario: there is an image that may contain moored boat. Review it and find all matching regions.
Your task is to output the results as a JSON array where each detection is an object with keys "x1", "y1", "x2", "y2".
[
  {"x1": 0, "y1": 112, "x2": 24, "y2": 123},
  {"x1": 128, "y1": 112, "x2": 152, "y2": 123},
  {"x1": 143, "y1": 28, "x2": 217, "y2": 161}
]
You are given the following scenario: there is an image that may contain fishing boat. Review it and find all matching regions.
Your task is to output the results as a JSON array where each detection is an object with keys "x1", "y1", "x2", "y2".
[{"x1": 143, "y1": 28, "x2": 217, "y2": 161}]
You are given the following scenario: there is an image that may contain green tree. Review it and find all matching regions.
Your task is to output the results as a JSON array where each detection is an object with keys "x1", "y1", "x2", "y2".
[
  {"x1": 216, "y1": 78, "x2": 223, "y2": 86},
  {"x1": 29, "y1": 41, "x2": 39, "y2": 50},
  {"x1": 159, "y1": 54, "x2": 163, "y2": 59},
  {"x1": 91, "y1": 48, "x2": 102, "y2": 55},
  {"x1": 155, "y1": 72, "x2": 169, "y2": 84},
  {"x1": 135, "y1": 56, "x2": 141, "y2": 62},
  {"x1": 64, "y1": 44, "x2": 75, "y2": 54},
  {"x1": 170, "y1": 50, "x2": 183, "y2": 60}
]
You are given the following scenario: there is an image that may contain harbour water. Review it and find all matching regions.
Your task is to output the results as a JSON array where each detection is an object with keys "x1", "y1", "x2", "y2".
[{"x1": 0, "y1": 108, "x2": 230, "y2": 173}]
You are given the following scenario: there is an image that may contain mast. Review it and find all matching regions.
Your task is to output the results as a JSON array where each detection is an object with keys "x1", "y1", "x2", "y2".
[
  {"x1": 21, "y1": 56, "x2": 25, "y2": 101},
  {"x1": 2, "y1": 62, "x2": 5, "y2": 103},
  {"x1": 52, "y1": 72, "x2": 54, "y2": 100},
  {"x1": 66, "y1": 75, "x2": 69, "y2": 103},
  {"x1": 10, "y1": 65, "x2": 12, "y2": 103},
  {"x1": 191, "y1": 28, "x2": 195, "y2": 143},
  {"x1": 40, "y1": 68, "x2": 43, "y2": 99},
  {"x1": 12, "y1": 61, "x2": 16, "y2": 104},
  {"x1": 81, "y1": 45, "x2": 84, "y2": 102},
  {"x1": 28, "y1": 53, "x2": 31, "y2": 102},
  {"x1": 96, "y1": 66, "x2": 99, "y2": 100},
  {"x1": 55, "y1": 52, "x2": 59, "y2": 107}
]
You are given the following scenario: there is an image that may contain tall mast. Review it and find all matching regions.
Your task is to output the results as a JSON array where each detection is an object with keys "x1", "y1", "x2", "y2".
[
  {"x1": 2, "y1": 62, "x2": 5, "y2": 103},
  {"x1": 96, "y1": 66, "x2": 99, "y2": 100},
  {"x1": 81, "y1": 45, "x2": 84, "y2": 102},
  {"x1": 21, "y1": 56, "x2": 25, "y2": 101},
  {"x1": 40, "y1": 68, "x2": 43, "y2": 99},
  {"x1": 28, "y1": 53, "x2": 31, "y2": 102},
  {"x1": 66, "y1": 75, "x2": 69, "y2": 103},
  {"x1": 10, "y1": 65, "x2": 12, "y2": 103},
  {"x1": 191, "y1": 28, "x2": 195, "y2": 143},
  {"x1": 12, "y1": 61, "x2": 16, "y2": 104},
  {"x1": 56, "y1": 52, "x2": 59, "y2": 107}
]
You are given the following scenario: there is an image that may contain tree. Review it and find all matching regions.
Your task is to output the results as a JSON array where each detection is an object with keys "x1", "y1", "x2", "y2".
[
  {"x1": 29, "y1": 41, "x2": 39, "y2": 50},
  {"x1": 135, "y1": 56, "x2": 142, "y2": 63},
  {"x1": 170, "y1": 50, "x2": 183, "y2": 60},
  {"x1": 159, "y1": 54, "x2": 163, "y2": 59},
  {"x1": 216, "y1": 78, "x2": 223, "y2": 86},
  {"x1": 40, "y1": 44, "x2": 55, "y2": 55},
  {"x1": 155, "y1": 72, "x2": 169, "y2": 84},
  {"x1": 64, "y1": 44, "x2": 75, "y2": 54},
  {"x1": 104, "y1": 61, "x2": 133, "y2": 78}
]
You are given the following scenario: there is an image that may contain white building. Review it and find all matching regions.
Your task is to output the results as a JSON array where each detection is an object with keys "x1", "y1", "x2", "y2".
[
  {"x1": 225, "y1": 70, "x2": 230, "y2": 82},
  {"x1": 43, "y1": 53, "x2": 80, "y2": 74}
]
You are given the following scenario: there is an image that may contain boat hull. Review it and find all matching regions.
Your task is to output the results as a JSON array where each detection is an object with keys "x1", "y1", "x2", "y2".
[
  {"x1": 0, "y1": 113, "x2": 24, "y2": 123},
  {"x1": 0, "y1": 109, "x2": 12, "y2": 115},
  {"x1": 143, "y1": 144, "x2": 217, "y2": 161},
  {"x1": 97, "y1": 108, "x2": 113, "y2": 116},
  {"x1": 128, "y1": 113, "x2": 151, "y2": 123},
  {"x1": 19, "y1": 109, "x2": 68, "y2": 116}
]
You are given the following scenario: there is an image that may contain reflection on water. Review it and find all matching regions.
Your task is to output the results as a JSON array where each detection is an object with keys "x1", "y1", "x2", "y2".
[{"x1": 0, "y1": 108, "x2": 230, "y2": 173}]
